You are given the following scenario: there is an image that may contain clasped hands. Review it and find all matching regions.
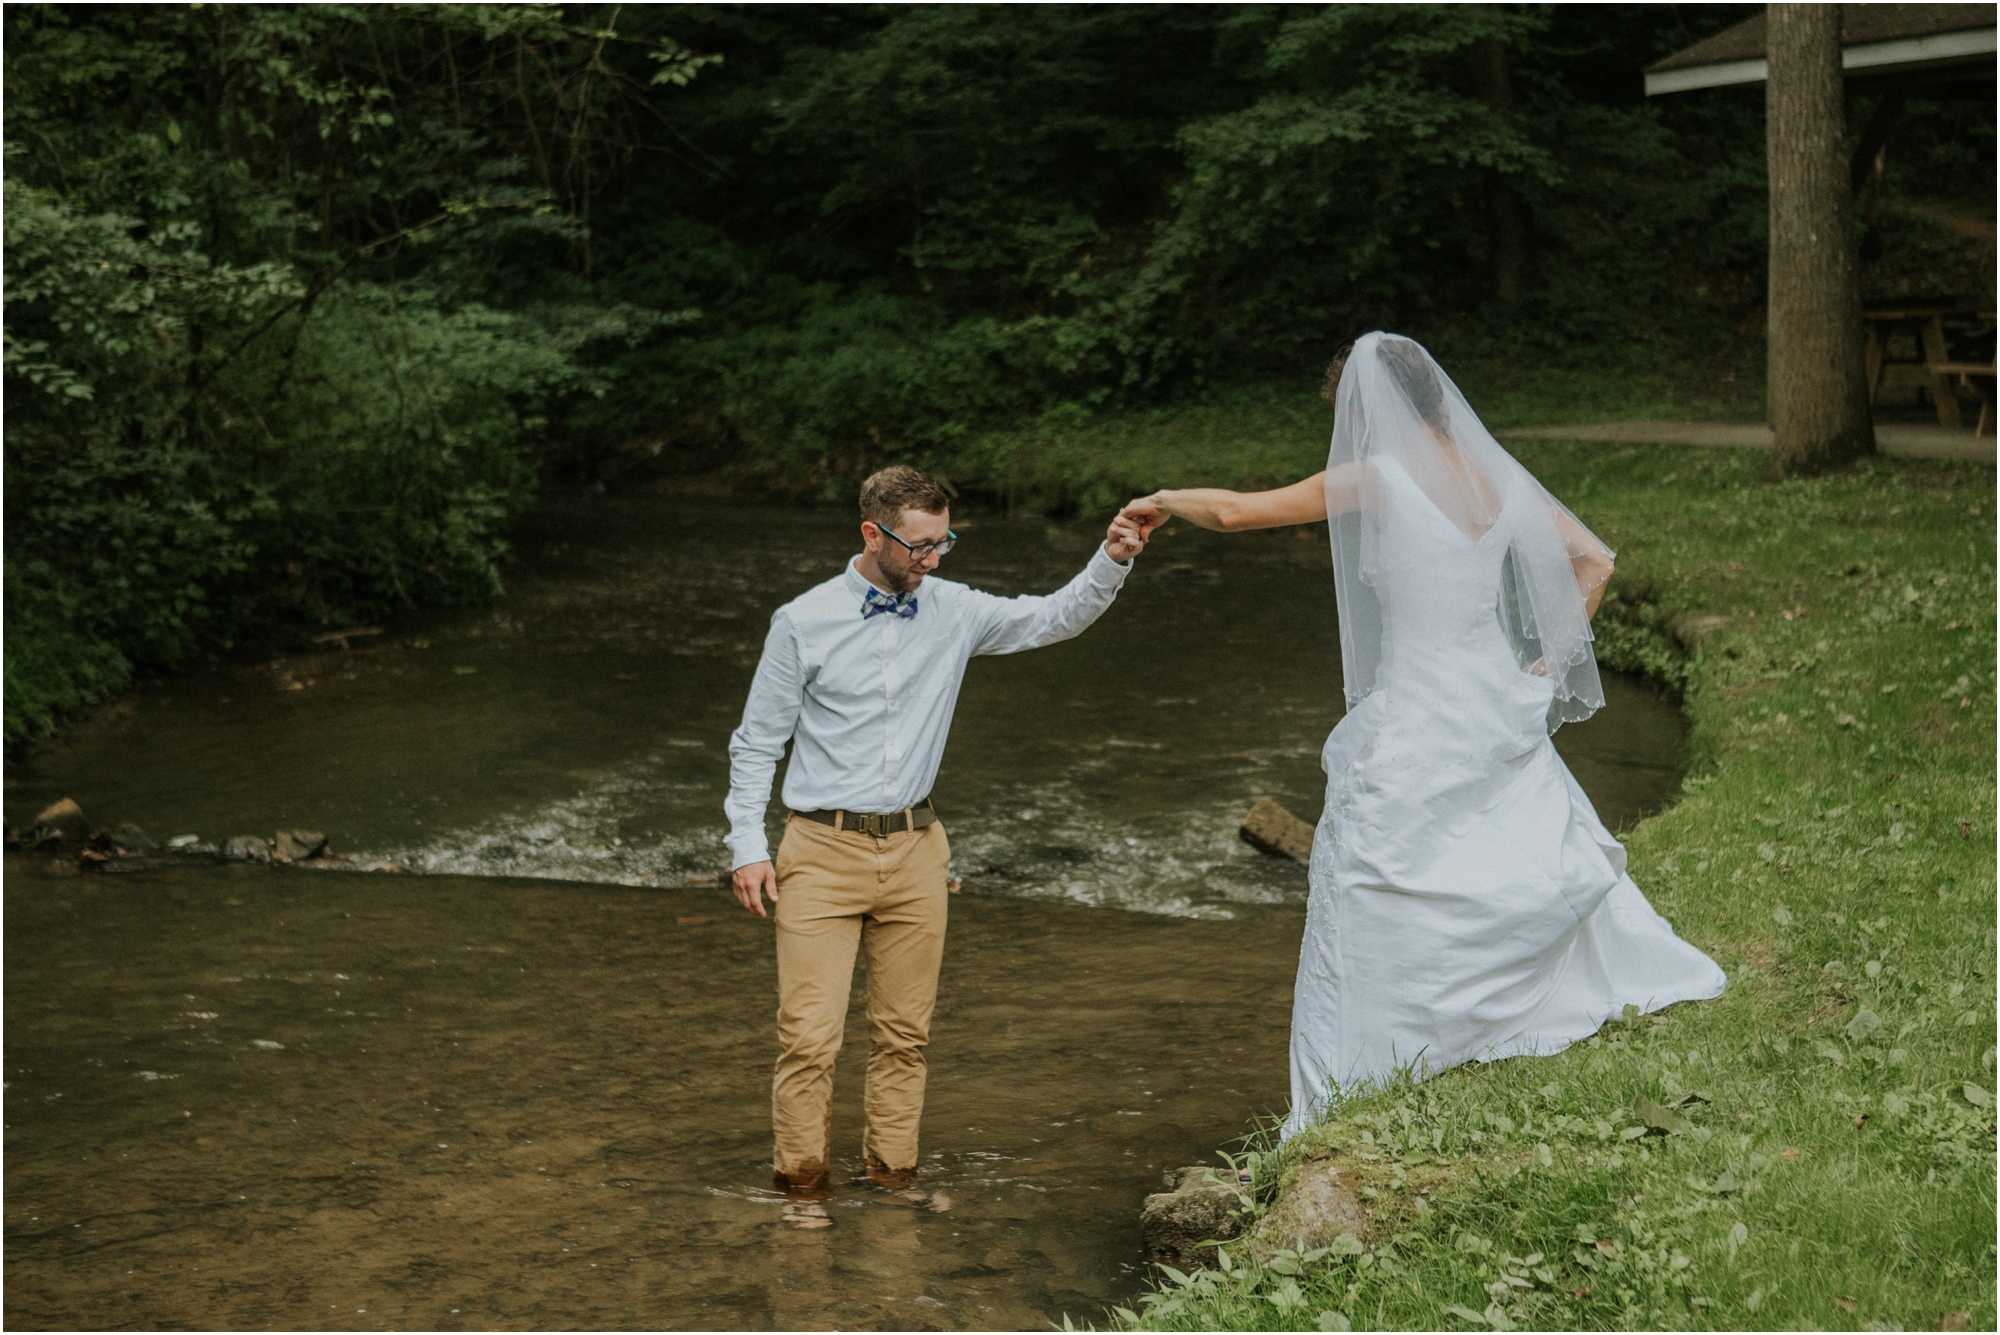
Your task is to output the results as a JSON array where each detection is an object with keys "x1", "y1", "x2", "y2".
[
  {"x1": 1104, "y1": 505, "x2": 1151, "y2": 563},
  {"x1": 1115, "y1": 494, "x2": 1173, "y2": 547}
]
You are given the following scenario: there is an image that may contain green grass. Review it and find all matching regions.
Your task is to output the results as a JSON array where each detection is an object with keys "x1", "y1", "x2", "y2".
[
  {"x1": 939, "y1": 355, "x2": 1767, "y2": 518},
  {"x1": 1094, "y1": 441, "x2": 1994, "y2": 1333}
]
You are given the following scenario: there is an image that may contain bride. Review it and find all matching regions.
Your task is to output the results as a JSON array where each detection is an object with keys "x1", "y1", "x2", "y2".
[{"x1": 1119, "y1": 333, "x2": 1725, "y2": 1136}]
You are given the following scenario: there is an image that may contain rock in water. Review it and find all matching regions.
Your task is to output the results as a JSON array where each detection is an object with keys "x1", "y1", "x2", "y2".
[
  {"x1": 1240, "y1": 798, "x2": 1316, "y2": 862},
  {"x1": 109, "y1": 824, "x2": 157, "y2": 855},
  {"x1": 271, "y1": 830, "x2": 328, "y2": 862},
  {"x1": 31, "y1": 798, "x2": 89, "y2": 843},
  {"x1": 223, "y1": 835, "x2": 273, "y2": 863},
  {"x1": 1246, "y1": 1154, "x2": 1369, "y2": 1258},
  {"x1": 1140, "y1": 1165, "x2": 1249, "y2": 1265}
]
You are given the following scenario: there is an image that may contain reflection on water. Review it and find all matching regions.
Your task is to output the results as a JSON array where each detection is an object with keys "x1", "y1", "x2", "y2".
[
  {"x1": 3, "y1": 498, "x2": 1685, "y2": 1329},
  {"x1": 4, "y1": 860, "x2": 1300, "y2": 1330}
]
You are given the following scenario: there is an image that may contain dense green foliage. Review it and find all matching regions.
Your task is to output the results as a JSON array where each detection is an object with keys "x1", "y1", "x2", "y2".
[
  {"x1": 7, "y1": 4, "x2": 1992, "y2": 744},
  {"x1": 585, "y1": 3, "x2": 1988, "y2": 480},
  {"x1": 3, "y1": 3, "x2": 702, "y2": 743},
  {"x1": 581, "y1": 4, "x2": 1776, "y2": 477},
  {"x1": 1110, "y1": 444, "x2": 1995, "y2": 1332}
]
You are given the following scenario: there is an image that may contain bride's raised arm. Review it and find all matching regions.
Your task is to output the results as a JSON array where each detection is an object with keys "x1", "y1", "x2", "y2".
[
  {"x1": 1547, "y1": 502, "x2": 1615, "y2": 620},
  {"x1": 1121, "y1": 462, "x2": 1363, "y2": 535}
]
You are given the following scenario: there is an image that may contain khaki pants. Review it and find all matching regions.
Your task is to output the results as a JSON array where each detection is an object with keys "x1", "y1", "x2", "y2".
[{"x1": 770, "y1": 813, "x2": 950, "y2": 1194}]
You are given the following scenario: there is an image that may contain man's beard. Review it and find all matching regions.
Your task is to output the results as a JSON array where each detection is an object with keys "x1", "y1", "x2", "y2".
[{"x1": 887, "y1": 560, "x2": 926, "y2": 594}]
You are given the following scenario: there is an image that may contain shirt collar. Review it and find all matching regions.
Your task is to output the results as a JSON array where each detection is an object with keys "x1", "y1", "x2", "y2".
[{"x1": 845, "y1": 555, "x2": 901, "y2": 602}]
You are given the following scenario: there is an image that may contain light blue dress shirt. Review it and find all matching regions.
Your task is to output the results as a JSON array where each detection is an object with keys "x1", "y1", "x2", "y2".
[{"x1": 724, "y1": 543, "x2": 1133, "y2": 868}]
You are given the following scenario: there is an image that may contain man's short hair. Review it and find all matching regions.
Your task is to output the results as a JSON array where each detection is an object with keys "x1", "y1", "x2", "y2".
[{"x1": 859, "y1": 466, "x2": 951, "y2": 529}]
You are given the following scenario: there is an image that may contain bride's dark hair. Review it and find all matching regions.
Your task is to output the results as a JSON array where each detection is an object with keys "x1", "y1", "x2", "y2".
[
  {"x1": 1378, "y1": 337, "x2": 1449, "y2": 431},
  {"x1": 1319, "y1": 342, "x2": 1355, "y2": 405},
  {"x1": 1322, "y1": 337, "x2": 1449, "y2": 433}
]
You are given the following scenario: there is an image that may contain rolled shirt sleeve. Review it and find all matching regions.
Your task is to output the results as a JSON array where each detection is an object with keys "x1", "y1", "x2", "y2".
[
  {"x1": 724, "y1": 610, "x2": 805, "y2": 869},
  {"x1": 966, "y1": 542, "x2": 1133, "y2": 657}
]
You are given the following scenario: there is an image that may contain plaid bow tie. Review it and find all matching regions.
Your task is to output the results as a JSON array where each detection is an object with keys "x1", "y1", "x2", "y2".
[{"x1": 862, "y1": 587, "x2": 919, "y2": 620}]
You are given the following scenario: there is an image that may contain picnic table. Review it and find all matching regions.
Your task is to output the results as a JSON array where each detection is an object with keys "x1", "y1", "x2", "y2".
[{"x1": 1864, "y1": 305, "x2": 1997, "y2": 435}]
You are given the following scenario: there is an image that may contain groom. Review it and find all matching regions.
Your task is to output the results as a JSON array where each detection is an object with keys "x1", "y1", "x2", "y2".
[{"x1": 726, "y1": 465, "x2": 1146, "y2": 1212}]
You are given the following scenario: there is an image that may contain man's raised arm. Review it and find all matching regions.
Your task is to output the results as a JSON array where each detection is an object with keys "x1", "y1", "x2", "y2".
[{"x1": 966, "y1": 527, "x2": 1137, "y2": 658}]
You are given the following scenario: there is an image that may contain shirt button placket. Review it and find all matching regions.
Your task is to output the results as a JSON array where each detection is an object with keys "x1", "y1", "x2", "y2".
[{"x1": 884, "y1": 619, "x2": 902, "y2": 808}]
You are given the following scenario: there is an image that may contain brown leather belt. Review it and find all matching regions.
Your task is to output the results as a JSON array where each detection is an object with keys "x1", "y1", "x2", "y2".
[{"x1": 791, "y1": 797, "x2": 937, "y2": 837}]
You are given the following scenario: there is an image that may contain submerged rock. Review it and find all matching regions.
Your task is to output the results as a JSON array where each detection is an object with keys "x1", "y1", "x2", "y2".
[
  {"x1": 31, "y1": 798, "x2": 89, "y2": 844},
  {"x1": 1246, "y1": 1153, "x2": 1369, "y2": 1258},
  {"x1": 1140, "y1": 1165, "x2": 1249, "y2": 1265},
  {"x1": 1240, "y1": 798, "x2": 1316, "y2": 862},
  {"x1": 224, "y1": 835, "x2": 273, "y2": 862},
  {"x1": 109, "y1": 824, "x2": 157, "y2": 856}
]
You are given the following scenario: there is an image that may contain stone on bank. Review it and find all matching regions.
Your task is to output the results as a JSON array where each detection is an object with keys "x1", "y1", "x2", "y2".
[{"x1": 1140, "y1": 1154, "x2": 1373, "y2": 1269}]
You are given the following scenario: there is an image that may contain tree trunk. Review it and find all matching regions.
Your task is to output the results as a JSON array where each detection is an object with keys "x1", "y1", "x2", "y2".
[
  {"x1": 1766, "y1": 4, "x2": 1875, "y2": 475},
  {"x1": 1476, "y1": 31, "x2": 1528, "y2": 309}
]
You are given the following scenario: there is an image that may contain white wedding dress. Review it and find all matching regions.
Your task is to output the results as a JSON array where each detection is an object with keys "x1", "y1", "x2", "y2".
[{"x1": 1282, "y1": 338, "x2": 1724, "y2": 1135}]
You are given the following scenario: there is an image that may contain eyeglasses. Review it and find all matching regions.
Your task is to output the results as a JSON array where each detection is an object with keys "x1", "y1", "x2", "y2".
[{"x1": 875, "y1": 523, "x2": 958, "y2": 561}]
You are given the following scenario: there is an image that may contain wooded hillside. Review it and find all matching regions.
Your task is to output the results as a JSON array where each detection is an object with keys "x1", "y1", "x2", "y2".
[{"x1": 5, "y1": 4, "x2": 1991, "y2": 743}]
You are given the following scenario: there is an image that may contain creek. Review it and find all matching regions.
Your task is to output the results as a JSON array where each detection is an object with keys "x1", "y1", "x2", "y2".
[{"x1": 4, "y1": 498, "x2": 1686, "y2": 1330}]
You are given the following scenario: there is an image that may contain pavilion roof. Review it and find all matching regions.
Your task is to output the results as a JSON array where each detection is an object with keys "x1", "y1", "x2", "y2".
[{"x1": 1646, "y1": 3, "x2": 1996, "y2": 95}]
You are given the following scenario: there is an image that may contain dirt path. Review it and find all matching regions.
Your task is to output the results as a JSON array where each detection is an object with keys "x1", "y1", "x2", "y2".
[{"x1": 1499, "y1": 419, "x2": 1995, "y2": 464}]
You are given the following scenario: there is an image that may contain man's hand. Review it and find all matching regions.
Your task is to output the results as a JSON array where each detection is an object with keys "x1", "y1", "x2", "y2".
[
  {"x1": 1106, "y1": 513, "x2": 1148, "y2": 563},
  {"x1": 733, "y1": 861, "x2": 778, "y2": 918}
]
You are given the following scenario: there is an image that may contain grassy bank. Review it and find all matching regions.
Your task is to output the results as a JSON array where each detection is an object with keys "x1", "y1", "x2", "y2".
[
  {"x1": 937, "y1": 352, "x2": 1765, "y2": 517},
  {"x1": 1107, "y1": 441, "x2": 1994, "y2": 1332}
]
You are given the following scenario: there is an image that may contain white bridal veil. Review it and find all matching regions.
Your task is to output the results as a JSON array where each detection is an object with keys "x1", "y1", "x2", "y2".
[{"x1": 1324, "y1": 333, "x2": 1613, "y2": 730}]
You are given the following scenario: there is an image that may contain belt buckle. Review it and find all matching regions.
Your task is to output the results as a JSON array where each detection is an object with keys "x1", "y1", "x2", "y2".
[{"x1": 855, "y1": 812, "x2": 889, "y2": 837}]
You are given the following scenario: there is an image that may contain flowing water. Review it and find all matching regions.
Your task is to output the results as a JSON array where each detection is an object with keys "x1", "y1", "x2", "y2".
[{"x1": 4, "y1": 498, "x2": 1686, "y2": 1330}]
